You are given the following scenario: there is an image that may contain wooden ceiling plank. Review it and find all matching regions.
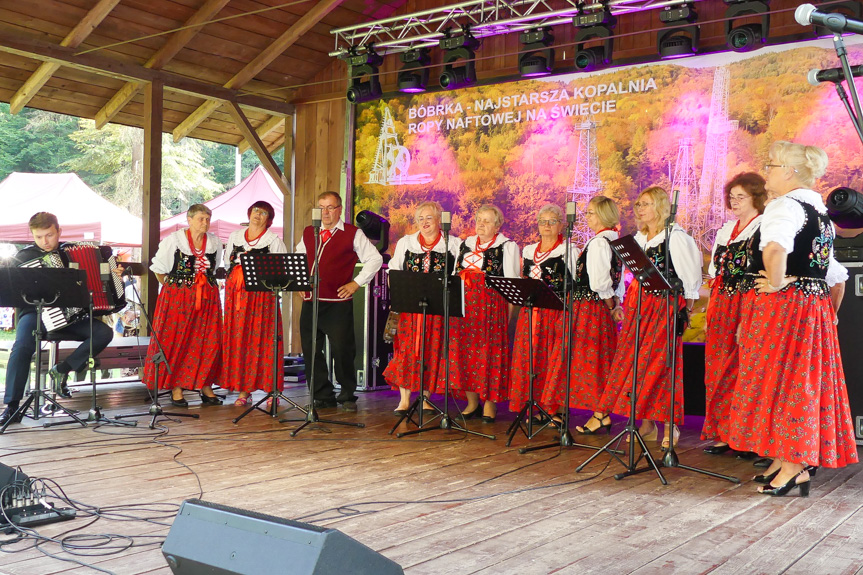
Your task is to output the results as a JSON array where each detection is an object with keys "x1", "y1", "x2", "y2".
[
  {"x1": 9, "y1": 0, "x2": 120, "y2": 113},
  {"x1": 95, "y1": 0, "x2": 231, "y2": 128},
  {"x1": 238, "y1": 114, "x2": 284, "y2": 153},
  {"x1": 226, "y1": 101, "x2": 289, "y2": 196},
  {"x1": 172, "y1": 0, "x2": 343, "y2": 142},
  {"x1": 0, "y1": 29, "x2": 293, "y2": 117}
]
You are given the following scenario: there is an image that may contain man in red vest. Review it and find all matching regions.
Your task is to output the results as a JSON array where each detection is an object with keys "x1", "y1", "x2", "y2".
[{"x1": 296, "y1": 191, "x2": 383, "y2": 412}]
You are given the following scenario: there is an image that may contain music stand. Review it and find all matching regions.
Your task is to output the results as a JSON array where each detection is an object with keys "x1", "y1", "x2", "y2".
[
  {"x1": 0, "y1": 268, "x2": 89, "y2": 432},
  {"x1": 575, "y1": 235, "x2": 672, "y2": 482},
  {"x1": 233, "y1": 252, "x2": 309, "y2": 424},
  {"x1": 387, "y1": 269, "x2": 464, "y2": 437},
  {"x1": 485, "y1": 276, "x2": 565, "y2": 447}
]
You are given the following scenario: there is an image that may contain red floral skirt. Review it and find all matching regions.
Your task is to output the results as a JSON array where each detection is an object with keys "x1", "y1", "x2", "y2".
[
  {"x1": 383, "y1": 312, "x2": 446, "y2": 394},
  {"x1": 221, "y1": 267, "x2": 283, "y2": 393},
  {"x1": 702, "y1": 288, "x2": 742, "y2": 441},
  {"x1": 448, "y1": 278, "x2": 510, "y2": 402},
  {"x1": 727, "y1": 289, "x2": 858, "y2": 468},
  {"x1": 142, "y1": 282, "x2": 222, "y2": 390},
  {"x1": 598, "y1": 287, "x2": 685, "y2": 423},
  {"x1": 543, "y1": 299, "x2": 617, "y2": 413},
  {"x1": 508, "y1": 307, "x2": 564, "y2": 413}
]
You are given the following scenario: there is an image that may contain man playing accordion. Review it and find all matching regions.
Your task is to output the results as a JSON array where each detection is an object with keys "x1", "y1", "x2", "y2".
[{"x1": 0, "y1": 212, "x2": 113, "y2": 426}]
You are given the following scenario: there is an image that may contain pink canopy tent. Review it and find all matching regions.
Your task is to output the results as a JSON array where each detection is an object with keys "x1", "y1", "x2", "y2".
[
  {"x1": 0, "y1": 172, "x2": 142, "y2": 246},
  {"x1": 160, "y1": 166, "x2": 284, "y2": 242}
]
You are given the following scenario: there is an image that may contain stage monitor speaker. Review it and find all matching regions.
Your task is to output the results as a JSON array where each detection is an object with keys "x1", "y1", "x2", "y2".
[
  {"x1": 162, "y1": 499, "x2": 404, "y2": 575},
  {"x1": 836, "y1": 261, "x2": 863, "y2": 445}
]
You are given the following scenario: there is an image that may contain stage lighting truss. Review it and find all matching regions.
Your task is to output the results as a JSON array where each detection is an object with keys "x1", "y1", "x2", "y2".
[
  {"x1": 329, "y1": 0, "x2": 703, "y2": 58},
  {"x1": 519, "y1": 28, "x2": 555, "y2": 77},
  {"x1": 439, "y1": 29, "x2": 480, "y2": 90},
  {"x1": 723, "y1": 1, "x2": 769, "y2": 53},
  {"x1": 657, "y1": 4, "x2": 699, "y2": 59},
  {"x1": 573, "y1": 9, "x2": 615, "y2": 73},
  {"x1": 398, "y1": 48, "x2": 431, "y2": 93},
  {"x1": 343, "y1": 47, "x2": 384, "y2": 104}
]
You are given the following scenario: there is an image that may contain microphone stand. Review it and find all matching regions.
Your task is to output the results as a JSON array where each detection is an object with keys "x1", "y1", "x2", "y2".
[
  {"x1": 829, "y1": 33, "x2": 863, "y2": 145},
  {"x1": 116, "y1": 267, "x2": 199, "y2": 429},
  {"x1": 286, "y1": 210, "x2": 363, "y2": 436},
  {"x1": 659, "y1": 191, "x2": 738, "y2": 483}
]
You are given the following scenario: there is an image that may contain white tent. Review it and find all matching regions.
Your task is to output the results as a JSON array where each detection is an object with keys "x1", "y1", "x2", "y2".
[{"x1": 0, "y1": 172, "x2": 142, "y2": 246}]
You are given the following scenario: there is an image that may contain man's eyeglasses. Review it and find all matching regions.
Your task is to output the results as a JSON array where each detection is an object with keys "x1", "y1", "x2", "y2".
[{"x1": 318, "y1": 205, "x2": 340, "y2": 212}]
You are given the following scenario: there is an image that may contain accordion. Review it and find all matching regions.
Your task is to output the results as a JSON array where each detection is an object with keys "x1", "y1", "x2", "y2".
[{"x1": 20, "y1": 244, "x2": 126, "y2": 332}]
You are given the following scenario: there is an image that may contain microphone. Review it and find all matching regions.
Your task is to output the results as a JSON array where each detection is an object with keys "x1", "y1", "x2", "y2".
[
  {"x1": 565, "y1": 201, "x2": 576, "y2": 224},
  {"x1": 311, "y1": 208, "x2": 321, "y2": 229},
  {"x1": 808, "y1": 65, "x2": 863, "y2": 85},
  {"x1": 667, "y1": 189, "x2": 680, "y2": 226},
  {"x1": 795, "y1": 3, "x2": 863, "y2": 35},
  {"x1": 441, "y1": 211, "x2": 451, "y2": 232}
]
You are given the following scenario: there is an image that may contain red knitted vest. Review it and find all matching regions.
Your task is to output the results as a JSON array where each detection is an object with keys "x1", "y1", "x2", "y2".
[{"x1": 301, "y1": 224, "x2": 359, "y2": 301}]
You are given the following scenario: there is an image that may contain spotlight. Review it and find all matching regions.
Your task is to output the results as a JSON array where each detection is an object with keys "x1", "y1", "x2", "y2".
[
  {"x1": 827, "y1": 187, "x2": 863, "y2": 229},
  {"x1": 343, "y1": 47, "x2": 383, "y2": 104},
  {"x1": 659, "y1": 4, "x2": 697, "y2": 23},
  {"x1": 724, "y1": 1, "x2": 769, "y2": 53},
  {"x1": 518, "y1": 28, "x2": 555, "y2": 77},
  {"x1": 439, "y1": 29, "x2": 479, "y2": 90},
  {"x1": 573, "y1": 19, "x2": 615, "y2": 72},
  {"x1": 398, "y1": 48, "x2": 431, "y2": 93},
  {"x1": 657, "y1": 4, "x2": 698, "y2": 59},
  {"x1": 356, "y1": 210, "x2": 390, "y2": 253}
]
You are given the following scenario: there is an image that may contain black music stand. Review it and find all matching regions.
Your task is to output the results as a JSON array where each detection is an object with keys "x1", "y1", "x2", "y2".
[
  {"x1": 233, "y1": 252, "x2": 309, "y2": 424},
  {"x1": 485, "y1": 276, "x2": 565, "y2": 447},
  {"x1": 388, "y1": 269, "x2": 464, "y2": 438},
  {"x1": 572, "y1": 235, "x2": 701, "y2": 484},
  {"x1": 0, "y1": 268, "x2": 89, "y2": 433}
]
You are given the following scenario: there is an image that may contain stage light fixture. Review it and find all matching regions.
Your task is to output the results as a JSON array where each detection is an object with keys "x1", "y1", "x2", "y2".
[
  {"x1": 343, "y1": 47, "x2": 383, "y2": 104},
  {"x1": 439, "y1": 29, "x2": 479, "y2": 90},
  {"x1": 518, "y1": 28, "x2": 555, "y2": 77},
  {"x1": 827, "y1": 187, "x2": 863, "y2": 229},
  {"x1": 573, "y1": 17, "x2": 615, "y2": 72},
  {"x1": 398, "y1": 48, "x2": 431, "y2": 93},
  {"x1": 724, "y1": 1, "x2": 769, "y2": 52},
  {"x1": 356, "y1": 210, "x2": 390, "y2": 253},
  {"x1": 657, "y1": 5, "x2": 699, "y2": 60}
]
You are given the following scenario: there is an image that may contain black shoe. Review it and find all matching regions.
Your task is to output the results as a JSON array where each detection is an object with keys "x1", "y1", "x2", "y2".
[
  {"x1": 735, "y1": 451, "x2": 757, "y2": 460},
  {"x1": 753, "y1": 457, "x2": 773, "y2": 468},
  {"x1": 340, "y1": 401, "x2": 357, "y2": 412},
  {"x1": 703, "y1": 444, "x2": 732, "y2": 455},
  {"x1": 805, "y1": 465, "x2": 818, "y2": 477},
  {"x1": 200, "y1": 391, "x2": 223, "y2": 405},
  {"x1": 0, "y1": 408, "x2": 23, "y2": 426},
  {"x1": 393, "y1": 409, "x2": 408, "y2": 417},
  {"x1": 758, "y1": 470, "x2": 811, "y2": 497},
  {"x1": 481, "y1": 415, "x2": 496, "y2": 424},
  {"x1": 170, "y1": 392, "x2": 188, "y2": 408},
  {"x1": 48, "y1": 366, "x2": 72, "y2": 399},
  {"x1": 313, "y1": 399, "x2": 337, "y2": 409},
  {"x1": 460, "y1": 406, "x2": 481, "y2": 420},
  {"x1": 576, "y1": 415, "x2": 612, "y2": 435},
  {"x1": 753, "y1": 469, "x2": 780, "y2": 484}
]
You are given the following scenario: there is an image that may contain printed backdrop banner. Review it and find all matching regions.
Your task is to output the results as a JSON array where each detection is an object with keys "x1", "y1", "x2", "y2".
[{"x1": 353, "y1": 37, "x2": 863, "y2": 253}]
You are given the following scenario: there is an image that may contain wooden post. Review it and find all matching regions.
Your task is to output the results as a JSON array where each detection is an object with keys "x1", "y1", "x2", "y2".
[
  {"x1": 141, "y1": 79, "x2": 163, "y2": 335},
  {"x1": 282, "y1": 116, "x2": 294, "y2": 354}
]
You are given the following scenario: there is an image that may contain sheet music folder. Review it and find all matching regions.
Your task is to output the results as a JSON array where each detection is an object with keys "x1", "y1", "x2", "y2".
[
  {"x1": 388, "y1": 270, "x2": 464, "y2": 318},
  {"x1": 239, "y1": 252, "x2": 310, "y2": 292},
  {"x1": 608, "y1": 234, "x2": 672, "y2": 293},
  {"x1": 0, "y1": 268, "x2": 90, "y2": 309}
]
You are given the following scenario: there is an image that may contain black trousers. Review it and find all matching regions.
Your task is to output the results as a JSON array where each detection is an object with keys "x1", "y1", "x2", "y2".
[
  {"x1": 299, "y1": 300, "x2": 357, "y2": 403},
  {"x1": 4, "y1": 312, "x2": 113, "y2": 405}
]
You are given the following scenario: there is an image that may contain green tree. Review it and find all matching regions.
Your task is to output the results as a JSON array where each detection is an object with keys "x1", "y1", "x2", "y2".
[{"x1": 0, "y1": 104, "x2": 80, "y2": 180}]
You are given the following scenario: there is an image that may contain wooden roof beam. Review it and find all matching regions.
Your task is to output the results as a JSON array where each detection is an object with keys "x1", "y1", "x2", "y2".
[
  {"x1": 172, "y1": 0, "x2": 344, "y2": 142},
  {"x1": 226, "y1": 102, "x2": 290, "y2": 198},
  {"x1": 238, "y1": 115, "x2": 285, "y2": 154},
  {"x1": 0, "y1": 30, "x2": 293, "y2": 118},
  {"x1": 95, "y1": 0, "x2": 232, "y2": 129},
  {"x1": 9, "y1": 0, "x2": 121, "y2": 114}
]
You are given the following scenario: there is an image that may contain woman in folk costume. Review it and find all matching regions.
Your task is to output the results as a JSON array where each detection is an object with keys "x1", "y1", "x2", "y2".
[{"x1": 727, "y1": 141, "x2": 857, "y2": 497}]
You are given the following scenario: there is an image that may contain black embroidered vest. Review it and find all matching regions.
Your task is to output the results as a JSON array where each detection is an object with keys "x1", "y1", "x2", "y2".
[
  {"x1": 456, "y1": 241, "x2": 508, "y2": 276},
  {"x1": 573, "y1": 238, "x2": 622, "y2": 300}
]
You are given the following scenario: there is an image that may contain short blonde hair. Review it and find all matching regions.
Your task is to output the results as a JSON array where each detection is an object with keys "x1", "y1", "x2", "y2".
[
  {"x1": 476, "y1": 204, "x2": 504, "y2": 227},
  {"x1": 187, "y1": 204, "x2": 212, "y2": 219},
  {"x1": 537, "y1": 203, "x2": 563, "y2": 222},
  {"x1": 588, "y1": 196, "x2": 620, "y2": 229},
  {"x1": 637, "y1": 187, "x2": 671, "y2": 234},
  {"x1": 414, "y1": 201, "x2": 442, "y2": 222},
  {"x1": 769, "y1": 141, "x2": 828, "y2": 188}
]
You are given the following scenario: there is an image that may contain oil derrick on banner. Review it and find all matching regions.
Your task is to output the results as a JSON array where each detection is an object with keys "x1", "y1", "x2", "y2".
[
  {"x1": 368, "y1": 106, "x2": 431, "y2": 186},
  {"x1": 566, "y1": 120, "x2": 603, "y2": 248},
  {"x1": 672, "y1": 137, "x2": 699, "y2": 234},
  {"x1": 695, "y1": 66, "x2": 738, "y2": 251}
]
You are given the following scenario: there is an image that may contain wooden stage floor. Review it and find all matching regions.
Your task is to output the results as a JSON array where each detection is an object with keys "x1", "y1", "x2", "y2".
[{"x1": 0, "y1": 380, "x2": 861, "y2": 575}]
